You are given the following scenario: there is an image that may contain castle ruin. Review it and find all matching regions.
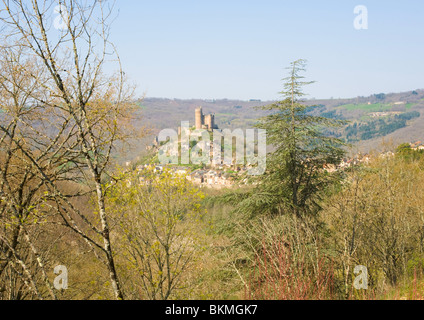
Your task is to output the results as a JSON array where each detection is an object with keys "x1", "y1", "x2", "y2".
[{"x1": 195, "y1": 107, "x2": 217, "y2": 130}]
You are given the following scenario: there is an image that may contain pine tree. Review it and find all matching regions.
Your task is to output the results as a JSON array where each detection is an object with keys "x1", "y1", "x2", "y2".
[{"x1": 239, "y1": 59, "x2": 346, "y2": 217}]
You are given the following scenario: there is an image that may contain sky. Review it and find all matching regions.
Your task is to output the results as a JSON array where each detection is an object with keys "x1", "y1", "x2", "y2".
[{"x1": 108, "y1": 0, "x2": 424, "y2": 101}]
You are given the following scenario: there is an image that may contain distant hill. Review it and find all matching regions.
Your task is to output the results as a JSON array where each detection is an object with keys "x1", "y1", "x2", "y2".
[
  {"x1": 137, "y1": 98, "x2": 268, "y2": 132},
  {"x1": 125, "y1": 89, "x2": 424, "y2": 162},
  {"x1": 305, "y1": 89, "x2": 424, "y2": 153}
]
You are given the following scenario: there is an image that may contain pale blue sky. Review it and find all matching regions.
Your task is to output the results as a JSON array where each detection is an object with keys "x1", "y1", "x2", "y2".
[{"x1": 109, "y1": 1, "x2": 424, "y2": 100}]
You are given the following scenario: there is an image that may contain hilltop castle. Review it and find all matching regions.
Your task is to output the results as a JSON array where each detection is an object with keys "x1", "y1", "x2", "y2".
[
  {"x1": 195, "y1": 107, "x2": 218, "y2": 130},
  {"x1": 175, "y1": 107, "x2": 219, "y2": 139}
]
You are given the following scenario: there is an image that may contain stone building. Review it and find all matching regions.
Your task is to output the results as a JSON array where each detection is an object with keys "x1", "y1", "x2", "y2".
[{"x1": 195, "y1": 107, "x2": 217, "y2": 130}]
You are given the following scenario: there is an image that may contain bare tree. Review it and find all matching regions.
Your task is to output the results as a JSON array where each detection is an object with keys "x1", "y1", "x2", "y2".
[
  {"x1": 108, "y1": 168, "x2": 205, "y2": 300},
  {"x1": 0, "y1": 45, "x2": 64, "y2": 300},
  {"x1": 0, "y1": 0, "x2": 140, "y2": 299}
]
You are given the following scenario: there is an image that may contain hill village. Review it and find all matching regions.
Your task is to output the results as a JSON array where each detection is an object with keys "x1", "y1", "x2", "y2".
[{"x1": 127, "y1": 108, "x2": 424, "y2": 189}]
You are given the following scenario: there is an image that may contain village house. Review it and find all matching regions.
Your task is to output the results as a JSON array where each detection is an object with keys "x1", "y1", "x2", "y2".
[{"x1": 411, "y1": 141, "x2": 424, "y2": 151}]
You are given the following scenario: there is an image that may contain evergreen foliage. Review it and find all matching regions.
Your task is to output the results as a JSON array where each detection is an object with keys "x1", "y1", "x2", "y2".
[{"x1": 235, "y1": 59, "x2": 346, "y2": 217}]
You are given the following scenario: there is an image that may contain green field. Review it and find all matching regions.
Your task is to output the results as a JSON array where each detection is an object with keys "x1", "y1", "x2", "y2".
[{"x1": 338, "y1": 103, "x2": 393, "y2": 112}]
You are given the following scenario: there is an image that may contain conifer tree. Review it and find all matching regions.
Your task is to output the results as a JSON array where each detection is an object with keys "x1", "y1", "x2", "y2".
[{"x1": 239, "y1": 59, "x2": 346, "y2": 217}]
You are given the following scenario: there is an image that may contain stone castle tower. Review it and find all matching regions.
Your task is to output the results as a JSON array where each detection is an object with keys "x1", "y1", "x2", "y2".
[
  {"x1": 195, "y1": 107, "x2": 216, "y2": 130},
  {"x1": 195, "y1": 107, "x2": 204, "y2": 130},
  {"x1": 204, "y1": 114, "x2": 215, "y2": 131}
]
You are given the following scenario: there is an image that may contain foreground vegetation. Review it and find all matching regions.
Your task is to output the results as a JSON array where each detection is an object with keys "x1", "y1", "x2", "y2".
[
  {"x1": 190, "y1": 150, "x2": 424, "y2": 300},
  {"x1": 4, "y1": 150, "x2": 423, "y2": 300}
]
